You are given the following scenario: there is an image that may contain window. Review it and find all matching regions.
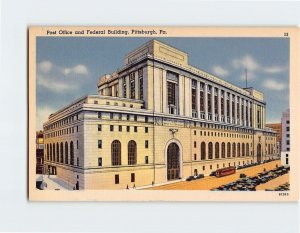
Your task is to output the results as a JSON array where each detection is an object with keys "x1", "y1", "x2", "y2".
[
  {"x1": 227, "y1": 142, "x2": 231, "y2": 158},
  {"x1": 119, "y1": 125, "x2": 122, "y2": 132},
  {"x1": 110, "y1": 125, "x2": 114, "y2": 132},
  {"x1": 208, "y1": 142, "x2": 213, "y2": 159},
  {"x1": 191, "y1": 88, "x2": 196, "y2": 110},
  {"x1": 77, "y1": 126, "x2": 78, "y2": 132},
  {"x1": 118, "y1": 114, "x2": 122, "y2": 120},
  {"x1": 127, "y1": 126, "x2": 130, "y2": 132},
  {"x1": 56, "y1": 143, "x2": 59, "y2": 162},
  {"x1": 110, "y1": 113, "x2": 114, "y2": 119},
  {"x1": 145, "y1": 116, "x2": 148, "y2": 123},
  {"x1": 98, "y1": 140, "x2": 102, "y2": 149},
  {"x1": 167, "y1": 81, "x2": 176, "y2": 106},
  {"x1": 127, "y1": 114, "x2": 130, "y2": 120},
  {"x1": 98, "y1": 112, "x2": 102, "y2": 119},
  {"x1": 98, "y1": 157, "x2": 102, "y2": 166},
  {"x1": 139, "y1": 69, "x2": 144, "y2": 100},
  {"x1": 207, "y1": 86, "x2": 212, "y2": 114},
  {"x1": 242, "y1": 143, "x2": 245, "y2": 156},
  {"x1": 145, "y1": 127, "x2": 148, "y2": 133},
  {"x1": 131, "y1": 173, "x2": 135, "y2": 183},
  {"x1": 130, "y1": 72, "x2": 135, "y2": 99},
  {"x1": 194, "y1": 141, "x2": 197, "y2": 148},
  {"x1": 60, "y1": 142, "x2": 63, "y2": 163},
  {"x1": 201, "y1": 142, "x2": 206, "y2": 160},
  {"x1": 134, "y1": 115, "x2": 137, "y2": 121},
  {"x1": 115, "y1": 174, "x2": 119, "y2": 184},
  {"x1": 194, "y1": 154, "x2": 197, "y2": 160},
  {"x1": 215, "y1": 142, "x2": 219, "y2": 159},
  {"x1": 76, "y1": 140, "x2": 78, "y2": 149},
  {"x1": 221, "y1": 142, "x2": 225, "y2": 158},
  {"x1": 287, "y1": 120, "x2": 290, "y2": 124},
  {"x1": 111, "y1": 140, "x2": 121, "y2": 166},
  {"x1": 200, "y1": 88, "x2": 204, "y2": 112},
  {"x1": 128, "y1": 140, "x2": 137, "y2": 165},
  {"x1": 194, "y1": 130, "x2": 196, "y2": 135},
  {"x1": 65, "y1": 142, "x2": 68, "y2": 164},
  {"x1": 286, "y1": 140, "x2": 290, "y2": 145},
  {"x1": 134, "y1": 126, "x2": 138, "y2": 132},
  {"x1": 145, "y1": 156, "x2": 149, "y2": 164},
  {"x1": 145, "y1": 140, "x2": 149, "y2": 148},
  {"x1": 70, "y1": 141, "x2": 74, "y2": 165},
  {"x1": 98, "y1": 124, "x2": 102, "y2": 131},
  {"x1": 286, "y1": 134, "x2": 289, "y2": 138},
  {"x1": 286, "y1": 127, "x2": 290, "y2": 131},
  {"x1": 123, "y1": 76, "x2": 127, "y2": 97},
  {"x1": 237, "y1": 143, "x2": 240, "y2": 157}
]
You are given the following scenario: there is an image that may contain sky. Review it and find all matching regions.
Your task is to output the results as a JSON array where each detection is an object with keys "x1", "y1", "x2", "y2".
[{"x1": 36, "y1": 37, "x2": 289, "y2": 130}]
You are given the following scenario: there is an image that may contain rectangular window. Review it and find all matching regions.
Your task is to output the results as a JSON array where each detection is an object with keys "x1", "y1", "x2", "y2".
[
  {"x1": 145, "y1": 140, "x2": 149, "y2": 148},
  {"x1": 110, "y1": 113, "x2": 114, "y2": 119},
  {"x1": 286, "y1": 127, "x2": 290, "y2": 131},
  {"x1": 126, "y1": 126, "x2": 130, "y2": 132},
  {"x1": 76, "y1": 140, "x2": 78, "y2": 149},
  {"x1": 207, "y1": 87, "x2": 212, "y2": 114},
  {"x1": 138, "y1": 68, "x2": 143, "y2": 100},
  {"x1": 98, "y1": 157, "x2": 102, "y2": 166},
  {"x1": 286, "y1": 140, "x2": 290, "y2": 145},
  {"x1": 226, "y1": 93, "x2": 230, "y2": 118},
  {"x1": 134, "y1": 115, "x2": 137, "y2": 121},
  {"x1": 77, "y1": 126, "x2": 78, "y2": 132},
  {"x1": 145, "y1": 116, "x2": 148, "y2": 123},
  {"x1": 110, "y1": 125, "x2": 114, "y2": 132},
  {"x1": 131, "y1": 173, "x2": 135, "y2": 183},
  {"x1": 194, "y1": 154, "x2": 197, "y2": 160},
  {"x1": 145, "y1": 156, "x2": 149, "y2": 164},
  {"x1": 167, "y1": 81, "x2": 176, "y2": 106},
  {"x1": 286, "y1": 134, "x2": 289, "y2": 138},
  {"x1": 200, "y1": 90, "x2": 204, "y2": 112},
  {"x1": 98, "y1": 140, "x2": 102, "y2": 149},
  {"x1": 221, "y1": 91, "x2": 224, "y2": 116},
  {"x1": 98, "y1": 124, "x2": 102, "y2": 131},
  {"x1": 130, "y1": 72, "x2": 135, "y2": 99},
  {"x1": 119, "y1": 125, "x2": 122, "y2": 132},
  {"x1": 127, "y1": 114, "x2": 130, "y2": 121},
  {"x1": 287, "y1": 120, "x2": 290, "y2": 124},
  {"x1": 145, "y1": 127, "x2": 148, "y2": 133},
  {"x1": 115, "y1": 174, "x2": 119, "y2": 184},
  {"x1": 98, "y1": 112, "x2": 102, "y2": 119},
  {"x1": 194, "y1": 141, "x2": 197, "y2": 148},
  {"x1": 191, "y1": 88, "x2": 196, "y2": 110},
  {"x1": 214, "y1": 93, "x2": 218, "y2": 115},
  {"x1": 118, "y1": 114, "x2": 122, "y2": 120},
  {"x1": 123, "y1": 77, "x2": 127, "y2": 98},
  {"x1": 134, "y1": 126, "x2": 138, "y2": 132}
]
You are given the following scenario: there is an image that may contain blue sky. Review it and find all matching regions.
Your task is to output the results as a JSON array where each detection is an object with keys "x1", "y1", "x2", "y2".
[{"x1": 36, "y1": 37, "x2": 289, "y2": 130}]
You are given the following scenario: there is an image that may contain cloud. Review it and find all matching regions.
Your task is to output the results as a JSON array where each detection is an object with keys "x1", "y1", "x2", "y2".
[
  {"x1": 38, "y1": 61, "x2": 53, "y2": 73},
  {"x1": 36, "y1": 106, "x2": 56, "y2": 130},
  {"x1": 212, "y1": 65, "x2": 229, "y2": 77},
  {"x1": 63, "y1": 64, "x2": 89, "y2": 75},
  {"x1": 262, "y1": 79, "x2": 287, "y2": 91},
  {"x1": 263, "y1": 65, "x2": 288, "y2": 74},
  {"x1": 37, "y1": 61, "x2": 90, "y2": 93},
  {"x1": 232, "y1": 55, "x2": 259, "y2": 71}
]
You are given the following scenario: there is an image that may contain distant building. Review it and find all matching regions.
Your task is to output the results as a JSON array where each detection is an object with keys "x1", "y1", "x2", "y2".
[
  {"x1": 280, "y1": 109, "x2": 290, "y2": 165},
  {"x1": 36, "y1": 131, "x2": 44, "y2": 174},
  {"x1": 266, "y1": 123, "x2": 281, "y2": 156}
]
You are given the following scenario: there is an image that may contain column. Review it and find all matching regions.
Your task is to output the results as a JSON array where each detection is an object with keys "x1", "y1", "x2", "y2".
[
  {"x1": 239, "y1": 97, "x2": 242, "y2": 126},
  {"x1": 196, "y1": 81, "x2": 200, "y2": 119},
  {"x1": 179, "y1": 75, "x2": 184, "y2": 116},
  {"x1": 224, "y1": 90, "x2": 227, "y2": 123},
  {"x1": 247, "y1": 101, "x2": 251, "y2": 127},
  {"x1": 218, "y1": 89, "x2": 222, "y2": 122},
  {"x1": 234, "y1": 95, "x2": 237, "y2": 125},
  {"x1": 126, "y1": 75, "x2": 130, "y2": 98},
  {"x1": 204, "y1": 83, "x2": 208, "y2": 120},
  {"x1": 243, "y1": 99, "x2": 247, "y2": 126},
  {"x1": 118, "y1": 78, "x2": 123, "y2": 98},
  {"x1": 162, "y1": 70, "x2": 167, "y2": 114},
  {"x1": 229, "y1": 93, "x2": 233, "y2": 124},
  {"x1": 211, "y1": 86, "x2": 215, "y2": 121}
]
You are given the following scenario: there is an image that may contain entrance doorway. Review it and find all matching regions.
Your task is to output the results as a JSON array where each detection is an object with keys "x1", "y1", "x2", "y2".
[{"x1": 167, "y1": 143, "x2": 180, "y2": 180}]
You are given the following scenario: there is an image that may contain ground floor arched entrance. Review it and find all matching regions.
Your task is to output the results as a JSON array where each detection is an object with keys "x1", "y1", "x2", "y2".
[
  {"x1": 257, "y1": 144, "x2": 262, "y2": 163},
  {"x1": 167, "y1": 142, "x2": 180, "y2": 180}
]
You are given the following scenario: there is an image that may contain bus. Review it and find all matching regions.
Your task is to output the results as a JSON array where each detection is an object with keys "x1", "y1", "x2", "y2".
[{"x1": 215, "y1": 166, "x2": 236, "y2": 177}]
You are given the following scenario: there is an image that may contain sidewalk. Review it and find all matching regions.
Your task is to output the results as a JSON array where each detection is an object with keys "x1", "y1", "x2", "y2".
[{"x1": 36, "y1": 175, "x2": 73, "y2": 190}]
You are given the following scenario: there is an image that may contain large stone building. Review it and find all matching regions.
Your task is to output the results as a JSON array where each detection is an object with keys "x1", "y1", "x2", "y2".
[
  {"x1": 281, "y1": 109, "x2": 290, "y2": 165},
  {"x1": 266, "y1": 123, "x2": 282, "y2": 156},
  {"x1": 43, "y1": 39, "x2": 277, "y2": 190},
  {"x1": 36, "y1": 131, "x2": 44, "y2": 174}
]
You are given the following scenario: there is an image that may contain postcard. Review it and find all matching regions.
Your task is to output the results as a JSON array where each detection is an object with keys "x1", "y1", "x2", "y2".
[{"x1": 29, "y1": 26, "x2": 299, "y2": 201}]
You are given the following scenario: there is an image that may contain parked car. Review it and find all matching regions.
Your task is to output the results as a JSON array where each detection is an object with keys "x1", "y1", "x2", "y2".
[
  {"x1": 209, "y1": 171, "x2": 216, "y2": 176},
  {"x1": 240, "y1": 173, "x2": 247, "y2": 178},
  {"x1": 186, "y1": 176, "x2": 196, "y2": 181}
]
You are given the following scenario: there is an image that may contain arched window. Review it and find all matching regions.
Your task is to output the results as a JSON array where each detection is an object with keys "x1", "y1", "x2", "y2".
[
  {"x1": 208, "y1": 142, "x2": 213, "y2": 159},
  {"x1": 221, "y1": 142, "x2": 225, "y2": 158},
  {"x1": 70, "y1": 141, "x2": 74, "y2": 165},
  {"x1": 128, "y1": 140, "x2": 137, "y2": 165},
  {"x1": 201, "y1": 142, "x2": 206, "y2": 160},
  {"x1": 56, "y1": 143, "x2": 59, "y2": 162},
  {"x1": 246, "y1": 143, "x2": 249, "y2": 156},
  {"x1": 227, "y1": 142, "x2": 231, "y2": 158},
  {"x1": 65, "y1": 142, "x2": 68, "y2": 164},
  {"x1": 242, "y1": 143, "x2": 245, "y2": 156},
  {"x1": 232, "y1": 143, "x2": 236, "y2": 157},
  {"x1": 237, "y1": 143, "x2": 240, "y2": 157},
  {"x1": 60, "y1": 142, "x2": 64, "y2": 163},
  {"x1": 215, "y1": 142, "x2": 219, "y2": 159},
  {"x1": 50, "y1": 144, "x2": 52, "y2": 161},
  {"x1": 53, "y1": 143, "x2": 55, "y2": 162},
  {"x1": 112, "y1": 140, "x2": 121, "y2": 165},
  {"x1": 47, "y1": 144, "x2": 49, "y2": 160}
]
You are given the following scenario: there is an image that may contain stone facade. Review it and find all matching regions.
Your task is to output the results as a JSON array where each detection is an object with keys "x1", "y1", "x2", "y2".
[{"x1": 43, "y1": 39, "x2": 277, "y2": 190}]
